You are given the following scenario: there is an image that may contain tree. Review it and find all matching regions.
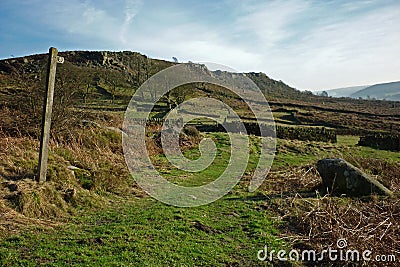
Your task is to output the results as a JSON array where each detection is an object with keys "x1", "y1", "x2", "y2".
[
  {"x1": 320, "y1": 91, "x2": 328, "y2": 97},
  {"x1": 78, "y1": 70, "x2": 98, "y2": 104},
  {"x1": 103, "y1": 69, "x2": 125, "y2": 103},
  {"x1": 304, "y1": 90, "x2": 313, "y2": 96},
  {"x1": 7, "y1": 60, "x2": 83, "y2": 137},
  {"x1": 172, "y1": 83, "x2": 193, "y2": 105},
  {"x1": 51, "y1": 62, "x2": 84, "y2": 132},
  {"x1": 7, "y1": 62, "x2": 46, "y2": 137}
]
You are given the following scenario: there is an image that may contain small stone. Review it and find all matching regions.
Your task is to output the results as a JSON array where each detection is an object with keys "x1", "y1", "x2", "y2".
[{"x1": 67, "y1": 166, "x2": 79, "y2": 170}]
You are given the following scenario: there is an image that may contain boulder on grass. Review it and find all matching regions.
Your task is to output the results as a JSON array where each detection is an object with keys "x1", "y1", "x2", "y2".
[{"x1": 317, "y1": 158, "x2": 393, "y2": 197}]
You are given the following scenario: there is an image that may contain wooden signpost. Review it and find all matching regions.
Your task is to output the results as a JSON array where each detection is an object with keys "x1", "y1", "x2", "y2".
[{"x1": 37, "y1": 47, "x2": 64, "y2": 183}]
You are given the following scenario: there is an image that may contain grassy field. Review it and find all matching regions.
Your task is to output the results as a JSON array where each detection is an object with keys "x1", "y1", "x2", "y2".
[
  {"x1": 0, "y1": 194, "x2": 286, "y2": 266},
  {"x1": 1, "y1": 130, "x2": 399, "y2": 266},
  {"x1": 1, "y1": 93, "x2": 399, "y2": 266},
  {"x1": 0, "y1": 132, "x2": 282, "y2": 266}
]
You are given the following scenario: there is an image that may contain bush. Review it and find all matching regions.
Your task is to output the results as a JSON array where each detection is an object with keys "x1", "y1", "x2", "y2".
[{"x1": 183, "y1": 125, "x2": 200, "y2": 138}]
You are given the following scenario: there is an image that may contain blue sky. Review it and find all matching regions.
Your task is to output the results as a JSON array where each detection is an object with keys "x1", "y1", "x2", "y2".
[{"x1": 0, "y1": 0, "x2": 399, "y2": 90}]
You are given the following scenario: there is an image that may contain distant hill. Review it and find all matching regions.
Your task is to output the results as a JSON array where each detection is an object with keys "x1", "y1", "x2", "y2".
[
  {"x1": 351, "y1": 81, "x2": 400, "y2": 101},
  {"x1": 318, "y1": 85, "x2": 369, "y2": 98}
]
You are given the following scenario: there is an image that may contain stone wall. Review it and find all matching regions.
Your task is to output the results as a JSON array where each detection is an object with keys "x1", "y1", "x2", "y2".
[{"x1": 358, "y1": 134, "x2": 400, "y2": 151}]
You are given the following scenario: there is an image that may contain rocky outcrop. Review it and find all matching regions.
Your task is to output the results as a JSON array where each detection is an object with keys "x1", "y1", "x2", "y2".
[{"x1": 317, "y1": 158, "x2": 393, "y2": 197}]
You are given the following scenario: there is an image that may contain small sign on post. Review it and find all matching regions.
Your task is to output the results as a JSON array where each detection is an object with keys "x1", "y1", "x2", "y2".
[{"x1": 37, "y1": 47, "x2": 64, "y2": 183}]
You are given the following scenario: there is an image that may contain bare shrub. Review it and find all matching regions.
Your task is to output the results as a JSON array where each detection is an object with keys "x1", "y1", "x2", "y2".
[
  {"x1": 271, "y1": 195, "x2": 400, "y2": 266},
  {"x1": 0, "y1": 61, "x2": 85, "y2": 138},
  {"x1": 260, "y1": 159, "x2": 400, "y2": 266}
]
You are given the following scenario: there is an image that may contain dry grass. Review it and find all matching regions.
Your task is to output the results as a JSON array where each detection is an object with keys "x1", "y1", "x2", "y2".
[
  {"x1": 261, "y1": 165, "x2": 322, "y2": 195},
  {"x1": 0, "y1": 200, "x2": 60, "y2": 238},
  {"x1": 268, "y1": 196, "x2": 400, "y2": 266},
  {"x1": 258, "y1": 160, "x2": 400, "y2": 266},
  {"x1": 350, "y1": 157, "x2": 400, "y2": 193},
  {"x1": 0, "y1": 136, "x2": 100, "y2": 224},
  {"x1": 0, "y1": 112, "x2": 145, "y2": 234},
  {"x1": 0, "y1": 112, "x2": 203, "y2": 234}
]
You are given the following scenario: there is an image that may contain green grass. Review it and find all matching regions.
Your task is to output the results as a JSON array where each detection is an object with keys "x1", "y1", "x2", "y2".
[
  {"x1": 270, "y1": 135, "x2": 400, "y2": 169},
  {"x1": 349, "y1": 146, "x2": 400, "y2": 163},
  {"x1": 336, "y1": 135, "x2": 360, "y2": 146},
  {"x1": 0, "y1": 132, "x2": 286, "y2": 266},
  {"x1": 272, "y1": 139, "x2": 330, "y2": 169},
  {"x1": 336, "y1": 135, "x2": 400, "y2": 163},
  {"x1": 0, "y1": 195, "x2": 283, "y2": 266},
  {"x1": 152, "y1": 133, "x2": 263, "y2": 187}
]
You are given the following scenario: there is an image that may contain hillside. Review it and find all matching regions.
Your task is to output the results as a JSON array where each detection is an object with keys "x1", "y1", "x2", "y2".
[
  {"x1": 0, "y1": 50, "x2": 311, "y2": 101},
  {"x1": 318, "y1": 85, "x2": 369, "y2": 97},
  {"x1": 351, "y1": 81, "x2": 400, "y2": 100},
  {"x1": 1, "y1": 50, "x2": 399, "y2": 137}
]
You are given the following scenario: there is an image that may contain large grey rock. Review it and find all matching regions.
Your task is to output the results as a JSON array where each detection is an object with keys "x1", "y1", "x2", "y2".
[{"x1": 317, "y1": 158, "x2": 393, "y2": 197}]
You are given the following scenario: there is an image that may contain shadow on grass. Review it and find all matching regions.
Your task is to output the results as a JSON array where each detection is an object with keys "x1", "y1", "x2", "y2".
[
  {"x1": 1, "y1": 171, "x2": 35, "y2": 182},
  {"x1": 228, "y1": 184, "x2": 327, "y2": 202}
]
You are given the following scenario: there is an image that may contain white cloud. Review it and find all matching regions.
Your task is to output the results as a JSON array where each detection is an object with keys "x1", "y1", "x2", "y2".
[
  {"x1": 25, "y1": 0, "x2": 140, "y2": 48},
  {"x1": 120, "y1": 0, "x2": 143, "y2": 45},
  {"x1": 8, "y1": 0, "x2": 399, "y2": 90},
  {"x1": 121, "y1": 21, "x2": 261, "y2": 69},
  {"x1": 274, "y1": 4, "x2": 400, "y2": 90},
  {"x1": 234, "y1": 0, "x2": 310, "y2": 49},
  {"x1": 202, "y1": 0, "x2": 400, "y2": 90}
]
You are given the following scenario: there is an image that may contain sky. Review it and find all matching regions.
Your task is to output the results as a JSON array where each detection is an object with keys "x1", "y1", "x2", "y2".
[{"x1": 0, "y1": 0, "x2": 399, "y2": 91}]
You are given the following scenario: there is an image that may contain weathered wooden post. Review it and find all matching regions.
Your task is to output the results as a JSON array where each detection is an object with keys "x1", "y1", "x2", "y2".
[{"x1": 37, "y1": 47, "x2": 64, "y2": 183}]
